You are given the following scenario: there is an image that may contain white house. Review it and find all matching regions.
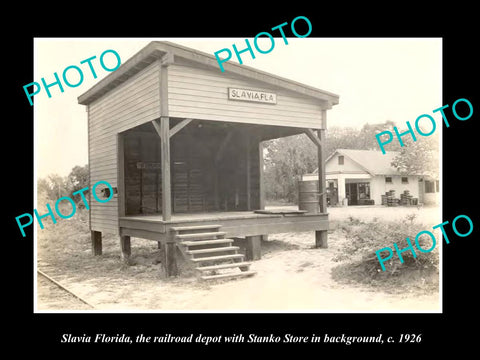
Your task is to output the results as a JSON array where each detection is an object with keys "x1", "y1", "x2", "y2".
[{"x1": 302, "y1": 149, "x2": 439, "y2": 206}]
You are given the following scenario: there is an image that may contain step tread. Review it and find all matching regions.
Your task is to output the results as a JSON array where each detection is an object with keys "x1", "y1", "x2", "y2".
[
  {"x1": 170, "y1": 224, "x2": 222, "y2": 232},
  {"x1": 181, "y1": 239, "x2": 234, "y2": 246},
  {"x1": 196, "y1": 262, "x2": 252, "y2": 271},
  {"x1": 190, "y1": 254, "x2": 244, "y2": 262},
  {"x1": 187, "y1": 246, "x2": 239, "y2": 255},
  {"x1": 200, "y1": 271, "x2": 256, "y2": 281},
  {"x1": 176, "y1": 231, "x2": 226, "y2": 240}
]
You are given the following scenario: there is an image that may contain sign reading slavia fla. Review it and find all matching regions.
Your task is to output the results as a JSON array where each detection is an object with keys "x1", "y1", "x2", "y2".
[{"x1": 228, "y1": 88, "x2": 277, "y2": 105}]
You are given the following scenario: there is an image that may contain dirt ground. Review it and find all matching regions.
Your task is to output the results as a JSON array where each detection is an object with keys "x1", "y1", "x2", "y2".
[
  {"x1": 36, "y1": 275, "x2": 93, "y2": 310},
  {"x1": 36, "y1": 205, "x2": 441, "y2": 312}
]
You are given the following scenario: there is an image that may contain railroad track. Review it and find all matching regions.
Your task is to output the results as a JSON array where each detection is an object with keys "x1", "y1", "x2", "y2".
[{"x1": 37, "y1": 269, "x2": 96, "y2": 310}]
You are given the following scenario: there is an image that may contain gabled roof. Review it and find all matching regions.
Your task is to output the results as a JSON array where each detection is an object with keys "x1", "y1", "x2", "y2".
[
  {"x1": 331, "y1": 149, "x2": 401, "y2": 175},
  {"x1": 78, "y1": 41, "x2": 340, "y2": 106},
  {"x1": 322, "y1": 149, "x2": 404, "y2": 176}
]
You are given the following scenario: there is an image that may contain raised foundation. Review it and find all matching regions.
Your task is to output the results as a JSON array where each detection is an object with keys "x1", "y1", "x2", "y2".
[
  {"x1": 119, "y1": 235, "x2": 131, "y2": 261},
  {"x1": 119, "y1": 211, "x2": 329, "y2": 276},
  {"x1": 91, "y1": 230, "x2": 102, "y2": 255},
  {"x1": 159, "y1": 241, "x2": 179, "y2": 277},
  {"x1": 315, "y1": 230, "x2": 328, "y2": 248},
  {"x1": 245, "y1": 235, "x2": 262, "y2": 260}
]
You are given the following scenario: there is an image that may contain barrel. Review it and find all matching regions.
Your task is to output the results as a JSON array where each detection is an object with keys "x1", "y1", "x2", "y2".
[
  {"x1": 381, "y1": 195, "x2": 387, "y2": 205},
  {"x1": 298, "y1": 180, "x2": 320, "y2": 213}
]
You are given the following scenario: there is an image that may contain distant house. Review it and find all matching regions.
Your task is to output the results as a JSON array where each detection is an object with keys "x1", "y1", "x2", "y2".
[{"x1": 302, "y1": 149, "x2": 439, "y2": 206}]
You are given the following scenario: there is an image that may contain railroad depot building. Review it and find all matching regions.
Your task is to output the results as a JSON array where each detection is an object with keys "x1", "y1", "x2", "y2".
[
  {"x1": 78, "y1": 41, "x2": 339, "y2": 279},
  {"x1": 302, "y1": 149, "x2": 440, "y2": 207}
]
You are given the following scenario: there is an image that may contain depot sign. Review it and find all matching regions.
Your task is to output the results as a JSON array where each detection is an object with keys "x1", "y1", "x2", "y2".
[{"x1": 228, "y1": 88, "x2": 277, "y2": 104}]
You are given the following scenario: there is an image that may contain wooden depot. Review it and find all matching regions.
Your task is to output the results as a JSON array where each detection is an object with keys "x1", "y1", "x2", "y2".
[{"x1": 78, "y1": 41, "x2": 339, "y2": 279}]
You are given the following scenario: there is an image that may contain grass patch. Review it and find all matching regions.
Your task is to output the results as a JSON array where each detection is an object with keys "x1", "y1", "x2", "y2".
[{"x1": 331, "y1": 215, "x2": 439, "y2": 294}]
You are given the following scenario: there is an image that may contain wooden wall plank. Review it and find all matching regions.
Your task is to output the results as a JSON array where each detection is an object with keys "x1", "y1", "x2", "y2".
[
  {"x1": 168, "y1": 107, "x2": 320, "y2": 128},
  {"x1": 88, "y1": 60, "x2": 161, "y2": 234},
  {"x1": 168, "y1": 64, "x2": 325, "y2": 129}
]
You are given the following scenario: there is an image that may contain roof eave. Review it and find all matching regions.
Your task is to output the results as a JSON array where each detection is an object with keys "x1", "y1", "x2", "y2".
[
  {"x1": 78, "y1": 41, "x2": 340, "y2": 106},
  {"x1": 78, "y1": 42, "x2": 166, "y2": 105}
]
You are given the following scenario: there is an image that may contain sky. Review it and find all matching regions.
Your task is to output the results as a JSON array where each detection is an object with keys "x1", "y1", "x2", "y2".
[{"x1": 34, "y1": 37, "x2": 442, "y2": 179}]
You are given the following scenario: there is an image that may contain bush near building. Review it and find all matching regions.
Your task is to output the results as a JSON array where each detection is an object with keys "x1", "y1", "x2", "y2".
[{"x1": 331, "y1": 215, "x2": 439, "y2": 292}]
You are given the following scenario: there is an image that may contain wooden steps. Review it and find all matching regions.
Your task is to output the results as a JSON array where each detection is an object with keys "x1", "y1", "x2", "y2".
[
  {"x1": 170, "y1": 224, "x2": 222, "y2": 232},
  {"x1": 181, "y1": 239, "x2": 234, "y2": 246},
  {"x1": 176, "y1": 231, "x2": 227, "y2": 240},
  {"x1": 171, "y1": 225, "x2": 256, "y2": 281},
  {"x1": 189, "y1": 254, "x2": 244, "y2": 263},
  {"x1": 186, "y1": 246, "x2": 240, "y2": 255},
  {"x1": 200, "y1": 271, "x2": 256, "y2": 281},
  {"x1": 196, "y1": 261, "x2": 252, "y2": 271}
]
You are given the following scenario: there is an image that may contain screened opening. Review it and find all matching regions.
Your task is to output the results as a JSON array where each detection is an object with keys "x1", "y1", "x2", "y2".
[{"x1": 120, "y1": 119, "x2": 305, "y2": 216}]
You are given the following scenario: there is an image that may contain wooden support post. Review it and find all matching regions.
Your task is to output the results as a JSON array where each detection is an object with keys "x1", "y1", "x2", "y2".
[
  {"x1": 315, "y1": 110, "x2": 328, "y2": 248},
  {"x1": 317, "y1": 128, "x2": 327, "y2": 214},
  {"x1": 155, "y1": 139, "x2": 160, "y2": 213},
  {"x1": 117, "y1": 134, "x2": 126, "y2": 217},
  {"x1": 245, "y1": 235, "x2": 262, "y2": 260},
  {"x1": 258, "y1": 139, "x2": 268, "y2": 241},
  {"x1": 160, "y1": 117, "x2": 172, "y2": 221},
  {"x1": 213, "y1": 130, "x2": 235, "y2": 211},
  {"x1": 304, "y1": 129, "x2": 322, "y2": 148},
  {"x1": 258, "y1": 139, "x2": 265, "y2": 210},
  {"x1": 245, "y1": 133, "x2": 251, "y2": 211},
  {"x1": 120, "y1": 235, "x2": 131, "y2": 261},
  {"x1": 151, "y1": 119, "x2": 162, "y2": 140},
  {"x1": 159, "y1": 238, "x2": 178, "y2": 277},
  {"x1": 165, "y1": 242, "x2": 178, "y2": 276},
  {"x1": 315, "y1": 230, "x2": 328, "y2": 248},
  {"x1": 169, "y1": 118, "x2": 192, "y2": 138},
  {"x1": 91, "y1": 230, "x2": 102, "y2": 255}
]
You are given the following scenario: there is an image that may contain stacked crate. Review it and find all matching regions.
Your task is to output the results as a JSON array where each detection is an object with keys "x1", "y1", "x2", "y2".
[
  {"x1": 386, "y1": 190, "x2": 399, "y2": 206},
  {"x1": 381, "y1": 194, "x2": 387, "y2": 205},
  {"x1": 400, "y1": 190, "x2": 413, "y2": 205}
]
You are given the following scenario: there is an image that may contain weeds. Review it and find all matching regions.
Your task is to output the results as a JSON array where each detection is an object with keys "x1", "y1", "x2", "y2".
[{"x1": 332, "y1": 217, "x2": 439, "y2": 292}]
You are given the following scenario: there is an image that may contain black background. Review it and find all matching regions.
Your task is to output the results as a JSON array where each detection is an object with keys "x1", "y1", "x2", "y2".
[{"x1": 7, "y1": 5, "x2": 478, "y2": 355}]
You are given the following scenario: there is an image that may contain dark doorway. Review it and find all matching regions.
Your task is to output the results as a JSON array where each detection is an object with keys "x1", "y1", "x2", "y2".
[
  {"x1": 346, "y1": 183, "x2": 358, "y2": 205},
  {"x1": 346, "y1": 182, "x2": 371, "y2": 206},
  {"x1": 326, "y1": 180, "x2": 338, "y2": 206}
]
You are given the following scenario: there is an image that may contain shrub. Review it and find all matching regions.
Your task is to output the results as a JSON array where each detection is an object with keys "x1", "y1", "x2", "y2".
[{"x1": 332, "y1": 216, "x2": 439, "y2": 291}]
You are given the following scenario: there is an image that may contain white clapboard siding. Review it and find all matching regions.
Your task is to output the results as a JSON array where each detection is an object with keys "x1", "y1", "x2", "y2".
[
  {"x1": 88, "y1": 60, "x2": 161, "y2": 234},
  {"x1": 167, "y1": 64, "x2": 324, "y2": 128}
]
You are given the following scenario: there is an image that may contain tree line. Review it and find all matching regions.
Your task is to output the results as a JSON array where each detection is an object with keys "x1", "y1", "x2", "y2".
[
  {"x1": 264, "y1": 121, "x2": 439, "y2": 203},
  {"x1": 38, "y1": 165, "x2": 89, "y2": 205}
]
